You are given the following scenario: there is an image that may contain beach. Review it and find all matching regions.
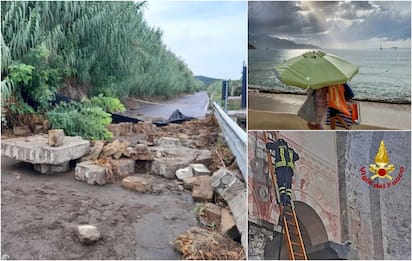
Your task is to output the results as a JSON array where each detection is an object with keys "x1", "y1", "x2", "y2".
[{"x1": 248, "y1": 91, "x2": 411, "y2": 130}]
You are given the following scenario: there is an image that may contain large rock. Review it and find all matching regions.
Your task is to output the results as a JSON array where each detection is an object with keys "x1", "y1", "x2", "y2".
[
  {"x1": 149, "y1": 145, "x2": 212, "y2": 179},
  {"x1": 121, "y1": 176, "x2": 152, "y2": 193},
  {"x1": 151, "y1": 157, "x2": 192, "y2": 179},
  {"x1": 75, "y1": 161, "x2": 107, "y2": 185},
  {"x1": 111, "y1": 158, "x2": 135, "y2": 177},
  {"x1": 76, "y1": 225, "x2": 101, "y2": 245},
  {"x1": 89, "y1": 141, "x2": 105, "y2": 160},
  {"x1": 1, "y1": 135, "x2": 90, "y2": 165},
  {"x1": 48, "y1": 129, "x2": 65, "y2": 147}
]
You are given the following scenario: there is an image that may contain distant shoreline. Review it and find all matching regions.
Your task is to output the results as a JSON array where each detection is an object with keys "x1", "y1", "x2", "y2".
[{"x1": 248, "y1": 85, "x2": 411, "y2": 105}]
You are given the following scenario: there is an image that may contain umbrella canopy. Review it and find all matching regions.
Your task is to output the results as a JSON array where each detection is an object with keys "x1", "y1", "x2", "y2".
[{"x1": 275, "y1": 51, "x2": 359, "y2": 89}]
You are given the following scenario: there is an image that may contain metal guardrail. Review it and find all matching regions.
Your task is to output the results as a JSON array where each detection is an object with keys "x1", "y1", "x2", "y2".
[{"x1": 212, "y1": 102, "x2": 247, "y2": 179}]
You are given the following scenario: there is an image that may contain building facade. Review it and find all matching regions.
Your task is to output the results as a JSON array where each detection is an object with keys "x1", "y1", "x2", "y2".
[{"x1": 248, "y1": 131, "x2": 411, "y2": 260}]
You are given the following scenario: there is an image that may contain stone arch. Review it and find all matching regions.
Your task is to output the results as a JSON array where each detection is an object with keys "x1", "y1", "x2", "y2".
[
  {"x1": 294, "y1": 201, "x2": 329, "y2": 247},
  {"x1": 264, "y1": 201, "x2": 328, "y2": 259}
]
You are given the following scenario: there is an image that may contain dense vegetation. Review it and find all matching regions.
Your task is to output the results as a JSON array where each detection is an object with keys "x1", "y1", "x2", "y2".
[
  {"x1": 47, "y1": 96, "x2": 125, "y2": 140},
  {"x1": 1, "y1": 1, "x2": 203, "y2": 130}
]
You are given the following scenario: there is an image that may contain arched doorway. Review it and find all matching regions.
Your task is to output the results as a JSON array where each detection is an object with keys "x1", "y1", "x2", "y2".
[{"x1": 264, "y1": 201, "x2": 328, "y2": 259}]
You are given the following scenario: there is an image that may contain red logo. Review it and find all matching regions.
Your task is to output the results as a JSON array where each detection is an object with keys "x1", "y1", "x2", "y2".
[{"x1": 360, "y1": 140, "x2": 405, "y2": 189}]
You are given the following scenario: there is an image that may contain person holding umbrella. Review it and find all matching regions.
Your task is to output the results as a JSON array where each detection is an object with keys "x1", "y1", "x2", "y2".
[
  {"x1": 275, "y1": 51, "x2": 359, "y2": 130},
  {"x1": 307, "y1": 87, "x2": 329, "y2": 130}
]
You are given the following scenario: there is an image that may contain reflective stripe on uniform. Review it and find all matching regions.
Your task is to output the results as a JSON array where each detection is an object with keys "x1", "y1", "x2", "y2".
[
  {"x1": 275, "y1": 145, "x2": 287, "y2": 168},
  {"x1": 286, "y1": 188, "x2": 292, "y2": 196},
  {"x1": 287, "y1": 150, "x2": 295, "y2": 170},
  {"x1": 275, "y1": 146, "x2": 296, "y2": 170}
]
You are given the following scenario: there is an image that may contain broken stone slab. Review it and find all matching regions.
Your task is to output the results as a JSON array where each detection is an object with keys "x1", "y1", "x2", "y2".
[
  {"x1": 75, "y1": 161, "x2": 107, "y2": 185},
  {"x1": 89, "y1": 141, "x2": 105, "y2": 160},
  {"x1": 1, "y1": 135, "x2": 90, "y2": 166},
  {"x1": 101, "y1": 140, "x2": 121, "y2": 157},
  {"x1": 221, "y1": 208, "x2": 239, "y2": 240},
  {"x1": 176, "y1": 167, "x2": 193, "y2": 180},
  {"x1": 201, "y1": 203, "x2": 221, "y2": 227},
  {"x1": 182, "y1": 175, "x2": 210, "y2": 190},
  {"x1": 149, "y1": 146, "x2": 212, "y2": 179},
  {"x1": 76, "y1": 225, "x2": 101, "y2": 245},
  {"x1": 192, "y1": 176, "x2": 213, "y2": 202},
  {"x1": 48, "y1": 129, "x2": 65, "y2": 147},
  {"x1": 113, "y1": 140, "x2": 129, "y2": 159},
  {"x1": 210, "y1": 167, "x2": 246, "y2": 250},
  {"x1": 13, "y1": 125, "x2": 32, "y2": 136},
  {"x1": 190, "y1": 163, "x2": 211, "y2": 176},
  {"x1": 121, "y1": 176, "x2": 152, "y2": 193},
  {"x1": 151, "y1": 157, "x2": 192, "y2": 179},
  {"x1": 34, "y1": 162, "x2": 69, "y2": 174},
  {"x1": 173, "y1": 226, "x2": 245, "y2": 260},
  {"x1": 111, "y1": 158, "x2": 135, "y2": 177},
  {"x1": 211, "y1": 168, "x2": 245, "y2": 202}
]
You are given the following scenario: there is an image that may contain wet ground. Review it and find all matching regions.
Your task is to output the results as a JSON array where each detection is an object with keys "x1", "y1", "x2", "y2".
[
  {"x1": 129, "y1": 91, "x2": 209, "y2": 119},
  {"x1": 1, "y1": 157, "x2": 195, "y2": 260}
]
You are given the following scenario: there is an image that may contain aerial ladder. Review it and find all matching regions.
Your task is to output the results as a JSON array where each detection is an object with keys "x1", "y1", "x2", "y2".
[{"x1": 263, "y1": 131, "x2": 308, "y2": 260}]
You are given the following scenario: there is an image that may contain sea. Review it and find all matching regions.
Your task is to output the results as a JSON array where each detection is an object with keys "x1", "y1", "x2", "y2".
[{"x1": 248, "y1": 48, "x2": 411, "y2": 103}]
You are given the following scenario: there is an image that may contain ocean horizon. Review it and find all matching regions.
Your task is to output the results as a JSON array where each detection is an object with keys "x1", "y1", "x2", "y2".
[{"x1": 248, "y1": 48, "x2": 411, "y2": 103}]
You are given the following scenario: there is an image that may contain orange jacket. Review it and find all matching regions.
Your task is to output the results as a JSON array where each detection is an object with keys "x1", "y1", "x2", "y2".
[{"x1": 328, "y1": 84, "x2": 350, "y2": 116}]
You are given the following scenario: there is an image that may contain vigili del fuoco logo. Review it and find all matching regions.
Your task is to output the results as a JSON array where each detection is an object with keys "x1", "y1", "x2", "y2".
[{"x1": 360, "y1": 140, "x2": 405, "y2": 189}]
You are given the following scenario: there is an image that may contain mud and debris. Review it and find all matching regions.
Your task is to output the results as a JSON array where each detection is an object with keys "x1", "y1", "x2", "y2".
[
  {"x1": 1, "y1": 114, "x2": 245, "y2": 260},
  {"x1": 173, "y1": 227, "x2": 246, "y2": 260}
]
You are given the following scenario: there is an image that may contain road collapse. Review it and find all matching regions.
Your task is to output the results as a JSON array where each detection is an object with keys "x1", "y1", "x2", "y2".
[
  {"x1": 87, "y1": 115, "x2": 246, "y2": 259},
  {"x1": 1, "y1": 114, "x2": 246, "y2": 259}
]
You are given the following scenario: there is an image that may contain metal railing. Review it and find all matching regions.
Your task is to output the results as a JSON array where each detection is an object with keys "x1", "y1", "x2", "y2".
[{"x1": 212, "y1": 102, "x2": 247, "y2": 179}]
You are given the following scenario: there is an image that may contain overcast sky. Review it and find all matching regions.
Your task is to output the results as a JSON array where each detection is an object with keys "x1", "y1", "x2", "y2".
[
  {"x1": 144, "y1": 1, "x2": 247, "y2": 79},
  {"x1": 249, "y1": 1, "x2": 411, "y2": 49}
]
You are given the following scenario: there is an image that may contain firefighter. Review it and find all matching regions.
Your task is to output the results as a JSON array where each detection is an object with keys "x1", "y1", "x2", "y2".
[{"x1": 266, "y1": 138, "x2": 300, "y2": 205}]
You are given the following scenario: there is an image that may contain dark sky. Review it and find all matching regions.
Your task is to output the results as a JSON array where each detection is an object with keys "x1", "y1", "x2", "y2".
[{"x1": 248, "y1": 1, "x2": 411, "y2": 49}]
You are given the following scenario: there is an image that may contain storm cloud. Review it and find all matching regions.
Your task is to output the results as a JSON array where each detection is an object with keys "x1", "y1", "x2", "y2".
[{"x1": 249, "y1": 1, "x2": 411, "y2": 48}]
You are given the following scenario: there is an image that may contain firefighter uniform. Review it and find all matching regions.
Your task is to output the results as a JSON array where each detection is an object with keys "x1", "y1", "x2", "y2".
[{"x1": 266, "y1": 139, "x2": 300, "y2": 205}]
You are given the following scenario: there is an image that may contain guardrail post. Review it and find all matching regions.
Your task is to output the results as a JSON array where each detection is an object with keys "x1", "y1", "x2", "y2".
[
  {"x1": 224, "y1": 80, "x2": 229, "y2": 111},
  {"x1": 241, "y1": 64, "x2": 247, "y2": 109}
]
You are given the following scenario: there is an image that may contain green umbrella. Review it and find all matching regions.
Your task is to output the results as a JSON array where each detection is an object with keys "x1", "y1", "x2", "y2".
[{"x1": 275, "y1": 51, "x2": 359, "y2": 89}]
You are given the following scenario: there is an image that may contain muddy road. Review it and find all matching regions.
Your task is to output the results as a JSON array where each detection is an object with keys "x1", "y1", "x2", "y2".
[
  {"x1": 129, "y1": 91, "x2": 209, "y2": 119},
  {"x1": 1, "y1": 157, "x2": 195, "y2": 260}
]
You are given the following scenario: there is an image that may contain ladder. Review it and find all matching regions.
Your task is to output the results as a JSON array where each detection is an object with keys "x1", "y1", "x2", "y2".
[{"x1": 263, "y1": 131, "x2": 308, "y2": 260}]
